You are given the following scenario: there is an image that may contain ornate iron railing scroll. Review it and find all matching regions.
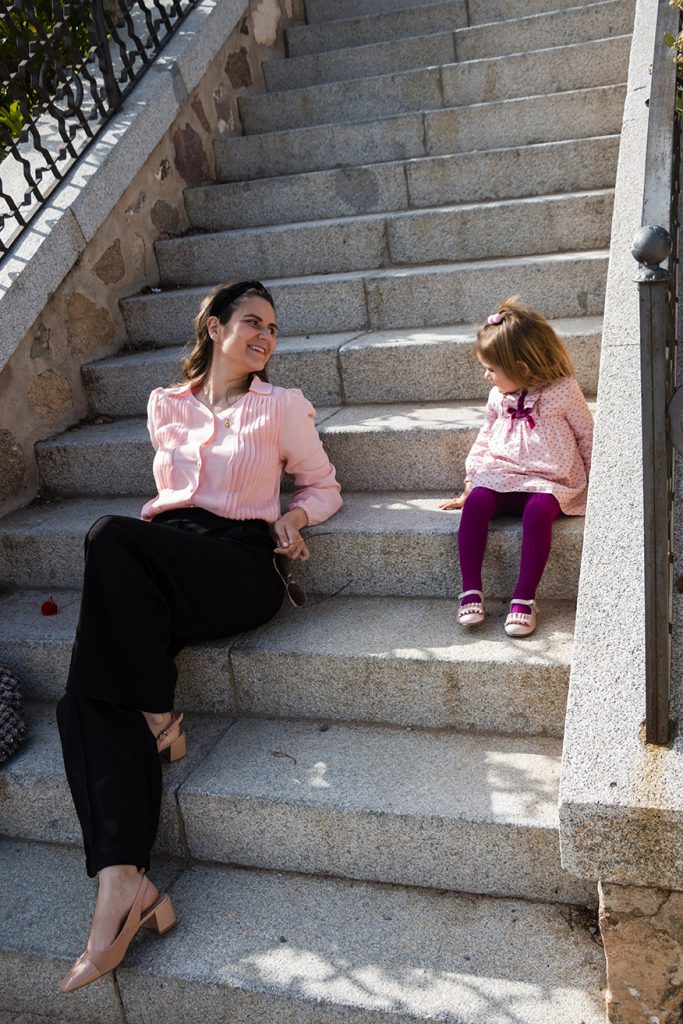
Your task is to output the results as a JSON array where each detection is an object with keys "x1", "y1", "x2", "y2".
[{"x1": 0, "y1": 0, "x2": 200, "y2": 260}]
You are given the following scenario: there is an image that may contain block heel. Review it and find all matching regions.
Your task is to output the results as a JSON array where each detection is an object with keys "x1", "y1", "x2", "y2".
[
  {"x1": 142, "y1": 894, "x2": 176, "y2": 935},
  {"x1": 155, "y1": 711, "x2": 186, "y2": 763},
  {"x1": 160, "y1": 730, "x2": 186, "y2": 763}
]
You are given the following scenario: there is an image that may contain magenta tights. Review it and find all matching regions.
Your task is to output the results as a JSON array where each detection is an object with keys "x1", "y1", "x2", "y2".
[{"x1": 458, "y1": 487, "x2": 561, "y2": 609}]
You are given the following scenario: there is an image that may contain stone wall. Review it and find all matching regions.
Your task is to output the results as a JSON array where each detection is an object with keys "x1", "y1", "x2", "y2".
[
  {"x1": 600, "y1": 880, "x2": 683, "y2": 1023},
  {"x1": 0, "y1": 0, "x2": 304, "y2": 519}
]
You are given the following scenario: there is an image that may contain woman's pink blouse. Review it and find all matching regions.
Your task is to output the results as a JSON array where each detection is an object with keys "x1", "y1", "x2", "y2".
[
  {"x1": 465, "y1": 377, "x2": 593, "y2": 516},
  {"x1": 140, "y1": 378, "x2": 342, "y2": 525}
]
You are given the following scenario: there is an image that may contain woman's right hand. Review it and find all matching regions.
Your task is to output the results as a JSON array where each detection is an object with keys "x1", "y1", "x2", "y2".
[{"x1": 439, "y1": 483, "x2": 472, "y2": 510}]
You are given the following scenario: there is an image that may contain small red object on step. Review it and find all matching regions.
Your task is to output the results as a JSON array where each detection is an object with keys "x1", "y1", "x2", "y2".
[{"x1": 40, "y1": 597, "x2": 58, "y2": 616}]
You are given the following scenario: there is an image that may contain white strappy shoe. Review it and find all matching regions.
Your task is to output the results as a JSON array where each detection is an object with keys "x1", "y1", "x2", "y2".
[
  {"x1": 457, "y1": 589, "x2": 485, "y2": 626},
  {"x1": 504, "y1": 599, "x2": 538, "y2": 637}
]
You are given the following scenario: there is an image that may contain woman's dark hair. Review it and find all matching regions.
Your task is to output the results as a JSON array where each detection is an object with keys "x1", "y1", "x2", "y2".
[{"x1": 182, "y1": 280, "x2": 276, "y2": 385}]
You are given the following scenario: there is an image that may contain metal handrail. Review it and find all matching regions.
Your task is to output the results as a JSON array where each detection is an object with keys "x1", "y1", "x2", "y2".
[
  {"x1": 632, "y1": 19, "x2": 681, "y2": 744},
  {"x1": 0, "y1": 0, "x2": 200, "y2": 260}
]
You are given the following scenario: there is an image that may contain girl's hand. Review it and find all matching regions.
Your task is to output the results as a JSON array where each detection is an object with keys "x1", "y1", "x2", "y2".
[
  {"x1": 273, "y1": 508, "x2": 310, "y2": 561},
  {"x1": 439, "y1": 482, "x2": 472, "y2": 510}
]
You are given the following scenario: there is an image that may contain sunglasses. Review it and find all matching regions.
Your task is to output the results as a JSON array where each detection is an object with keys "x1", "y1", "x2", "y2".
[{"x1": 272, "y1": 555, "x2": 307, "y2": 608}]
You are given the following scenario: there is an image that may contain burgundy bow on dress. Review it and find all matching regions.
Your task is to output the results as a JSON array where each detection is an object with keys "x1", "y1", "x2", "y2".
[{"x1": 506, "y1": 390, "x2": 535, "y2": 430}]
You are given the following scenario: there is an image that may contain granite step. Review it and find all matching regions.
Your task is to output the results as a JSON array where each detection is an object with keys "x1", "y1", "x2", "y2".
[
  {"x1": 456, "y1": 0, "x2": 633, "y2": 62},
  {"x1": 0, "y1": 702, "x2": 232, "y2": 862},
  {"x1": 0, "y1": 839, "x2": 605, "y2": 1024},
  {"x1": 186, "y1": 136, "x2": 620, "y2": 232},
  {"x1": 0, "y1": 587, "x2": 576, "y2": 735},
  {"x1": 299, "y1": 491, "x2": 584, "y2": 599},
  {"x1": 265, "y1": 0, "x2": 632, "y2": 89},
  {"x1": 0, "y1": 703, "x2": 592, "y2": 905},
  {"x1": 34, "y1": 398, "x2": 595, "y2": 498},
  {"x1": 215, "y1": 85, "x2": 625, "y2": 180},
  {"x1": 305, "y1": 0, "x2": 570, "y2": 25},
  {"x1": 0, "y1": 492, "x2": 585, "y2": 598},
  {"x1": 156, "y1": 191, "x2": 614, "y2": 287},
  {"x1": 123, "y1": 250, "x2": 609, "y2": 343},
  {"x1": 84, "y1": 332, "x2": 362, "y2": 413},
  {"x1": 287, "y1": 0, "x2": 468, "y2": 57},
  {"x1": 31, "y1": 406, "x2": 337, "y2": 498},
  {"x1": 83, "y1": 317, "x2": 602, "y2": 415},
  {"x1": 242, "y1": 36, "x2": 630, "y2": 134},
  {"x1": 286, "y1": 0, "x2": 630, "y2": 59},
  {"x1": 177, "y1": 716, "x2": 594, "y2": 904}
]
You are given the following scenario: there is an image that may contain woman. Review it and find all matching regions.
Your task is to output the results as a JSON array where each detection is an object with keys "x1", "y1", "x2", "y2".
[{"x1": 57, "y1": 280, "x2": 342, "y2": 993}]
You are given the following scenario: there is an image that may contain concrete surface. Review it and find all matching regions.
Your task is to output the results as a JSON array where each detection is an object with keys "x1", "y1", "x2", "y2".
[{"x1": 179, "y1": 716, "x2": 594, "y2": 903}]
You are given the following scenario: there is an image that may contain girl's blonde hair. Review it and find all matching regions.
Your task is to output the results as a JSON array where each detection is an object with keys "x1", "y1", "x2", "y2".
[
  {"x1": 475, "y1": 296, "x2": 574, "y2": 389},
  {"x1": 182, "y1": 280, "x2": 275, "y2": 386}
]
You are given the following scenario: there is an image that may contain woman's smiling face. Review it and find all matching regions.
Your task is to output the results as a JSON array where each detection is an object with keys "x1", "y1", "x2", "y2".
[{"x1": 208, "y1": 296, "x2": 278, "y2": 375}]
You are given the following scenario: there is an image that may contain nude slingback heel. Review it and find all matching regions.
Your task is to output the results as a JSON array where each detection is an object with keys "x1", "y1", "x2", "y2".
[
  {"x1": 141, "y1": 892, "x2": 177, "y2": 934},
  {"x1": 60, "y1": 876, "x2": 176, "y2": 993},
  {"x1": 155, "y1": 711, "x2": 186, "y2": 763}
]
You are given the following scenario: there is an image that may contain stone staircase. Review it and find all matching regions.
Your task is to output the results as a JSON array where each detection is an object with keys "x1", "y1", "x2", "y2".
[{"x1": 0, "y1": 0, "x2": 633, "y2": 1019}]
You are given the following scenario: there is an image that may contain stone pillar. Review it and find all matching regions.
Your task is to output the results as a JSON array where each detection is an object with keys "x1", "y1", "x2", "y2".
[{"x1": 599, "y1": 880, "x2": 683, "y2": 1022}]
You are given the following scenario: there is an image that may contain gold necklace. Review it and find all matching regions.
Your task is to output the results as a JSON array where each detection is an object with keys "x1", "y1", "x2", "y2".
[{"x1": 201, "y1": 386, "x2": 245, "y2": 427}]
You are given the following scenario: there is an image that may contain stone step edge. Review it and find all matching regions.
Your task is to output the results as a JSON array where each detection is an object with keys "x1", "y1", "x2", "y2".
[
  {"x1": 88, "y1": 314, "x2": 604, "y2": 369},
  {"x1": 4, "y1": 703, "x2": 593, "y2": 906},
  {"x1": 288, "y1": 0, "x2": 620, "y2": 42},
  {"x1": 192, "y1": 134, "x2": 620, "y2": 204},
  {"x1": 303, "y1": 0, "x2": 601, "y2": 26},
  {"x1": 218, "y1": 82, "x2": 626, "y2": 149},
  {"x1": 250, "y1": 32, "x2": 630, "y2": 105},
  {"x1": 124, "y1": 249, "x2": 610, "y2": 309},
  {"x1": 0, "y1": 838, "x2": 605, "y2": 1024},
  {"x1": 272, "y1": 0, "x2": 627, "y2": 82},
  {"x1": 0, "y1": 490, "x2": 588, "y2": 534},
  {"x1": 13, "y1": 698, "x2": 566, "y2": 830},
  {"x1": 0, "y1": 590, "x2": 576, "y2": 736},
  {"x1": 160, "y1": 188, "x2": 615, "y2": 249},
  {"x1": 35, "y1": 397, "x2": 598, "y2": 453}
]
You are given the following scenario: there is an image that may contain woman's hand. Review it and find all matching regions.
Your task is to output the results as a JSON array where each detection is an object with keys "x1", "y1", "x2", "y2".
[
  {"x1": 273, "y1": 508, "x2": 310, "y2": 561},
  {"x1": 439, "y1": 482, "x2": 472, "y2": 510}
]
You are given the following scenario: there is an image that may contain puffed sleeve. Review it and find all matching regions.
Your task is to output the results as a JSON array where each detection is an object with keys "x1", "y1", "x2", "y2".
[
  {"x1": 146, "y1": 387, "x2": 165, "y2": 452},
  {"x1": 465, "y1": 389, "x2": 499, "y2": 475},
  {"x1": 563, "y1": 378, "x2": 593, "y2": 476},
  {"x1": 279, "y1": 389, "x2": 342, "y2": 526}
]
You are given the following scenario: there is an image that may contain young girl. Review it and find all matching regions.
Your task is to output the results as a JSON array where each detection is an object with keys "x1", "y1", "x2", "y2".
[{"x1": 440, "y1": 297, "x2": 593, "y2": 637}]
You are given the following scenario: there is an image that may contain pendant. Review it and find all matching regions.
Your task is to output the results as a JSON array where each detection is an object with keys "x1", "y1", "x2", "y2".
[{"x1": 224, "y1": 415, "x2": 230, "y2": 428}]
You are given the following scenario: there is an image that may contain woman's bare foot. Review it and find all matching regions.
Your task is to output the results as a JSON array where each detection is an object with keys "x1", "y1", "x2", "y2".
[{"x1": 87, "y1": 865, "x2": 159, "y2": 953}]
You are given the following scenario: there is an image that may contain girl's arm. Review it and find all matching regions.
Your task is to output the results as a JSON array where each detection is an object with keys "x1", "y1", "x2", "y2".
[
  {"x1": 440, "y1": 391, "x2": 498, "y2": 510},
  {"x1": 466, "y1": 393, "x2": 498, "y2": 467},
  {"x1": 564, "y1": 378, "x2": 594, "y2": 476}
]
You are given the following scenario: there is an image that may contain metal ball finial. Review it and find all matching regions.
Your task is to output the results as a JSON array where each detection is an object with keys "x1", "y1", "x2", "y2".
[{"x1": 632, "y1": 225, "x2": 672, "y2": 281}]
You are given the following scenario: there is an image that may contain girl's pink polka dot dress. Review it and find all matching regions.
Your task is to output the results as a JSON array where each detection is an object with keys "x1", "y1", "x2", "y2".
[{"x1": 465, "y1": 377, "x2": 593, "y2": 516}]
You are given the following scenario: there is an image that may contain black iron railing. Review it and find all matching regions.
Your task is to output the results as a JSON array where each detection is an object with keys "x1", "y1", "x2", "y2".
[{"x1": 0, "y1": 0, "x2": 200, "y2": 259}]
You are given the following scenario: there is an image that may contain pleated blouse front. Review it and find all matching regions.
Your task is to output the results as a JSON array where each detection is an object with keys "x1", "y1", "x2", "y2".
[{"x1": 140, "y1": 377, "x2": 342, "y2": 525}]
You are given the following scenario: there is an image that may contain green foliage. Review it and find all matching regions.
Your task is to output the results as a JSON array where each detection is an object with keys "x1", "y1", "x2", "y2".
[
  {"x1": 0, "y1": 2, "x2": 94, "y2": 144},
  {"x1": 666, "y1": 0, "x2": 683, "y2": 115}
]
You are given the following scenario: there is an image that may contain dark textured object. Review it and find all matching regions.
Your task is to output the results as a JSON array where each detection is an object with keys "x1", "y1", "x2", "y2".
[
  {"x1": 0, "y1": 0, "x2": 200, "y2": 258},
  {"x1": 631, "y1": 225, "x2": 672, "y2": 281},
  {"x1": 0, "y1": 666, "x2": 28, "y2": 764}
]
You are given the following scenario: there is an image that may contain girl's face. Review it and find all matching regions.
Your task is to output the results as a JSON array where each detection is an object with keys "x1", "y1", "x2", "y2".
[
  {"x1": 207, "y1": 297, "x2": 278, "y2": 376},
  {"x1": 476, "y1": 353, "x2": 522, "y2": 395}
]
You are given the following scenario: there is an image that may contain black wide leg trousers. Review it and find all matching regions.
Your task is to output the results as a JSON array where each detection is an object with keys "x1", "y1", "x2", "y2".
[{"x1": 57, "y1": 509, "x2": 283, "y2": 876}]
